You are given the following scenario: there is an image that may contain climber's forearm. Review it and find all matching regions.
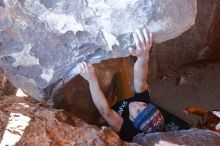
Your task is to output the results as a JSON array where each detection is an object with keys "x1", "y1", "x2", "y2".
[
  {"x1": 133, "y1": 57, "x2": 149, "y2": 93},
  {"x1": 78, "y1": 62, "x2": 123, "y2": 132},
  {"x1": 88, "y1": 79, "x2": 123, "y2": 132},
  {"x1": 88, "y1": 79, "x2": 111, "y2": 115},
  {"x1": 130, "y1": 28, "x2": 152, "y2": 93}
]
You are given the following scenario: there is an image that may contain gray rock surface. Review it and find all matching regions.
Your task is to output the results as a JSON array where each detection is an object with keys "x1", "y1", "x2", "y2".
[
  {"x1": 133, "y1": 128, "x2": 220, "y2": 146},
  {"x1": 0, "y1": 0, "x2": 197, "y2": 101}
]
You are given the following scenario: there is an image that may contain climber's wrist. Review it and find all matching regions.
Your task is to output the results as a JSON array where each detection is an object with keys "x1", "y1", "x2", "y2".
[
  {"x1": 88, "y1": 76, "x2": 98, "y2": 84},
  {"x1": 137, "y1": 57, "x2": 149, "y2": 64}
]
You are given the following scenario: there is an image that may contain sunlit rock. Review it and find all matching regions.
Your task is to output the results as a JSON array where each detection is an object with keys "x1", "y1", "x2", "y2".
[
  {"x1": 0, "y1": 0, "x2": 197, "y2": 101},
  {"x1": 0, "y1": 96, "x2": 138, "y2": 146}
]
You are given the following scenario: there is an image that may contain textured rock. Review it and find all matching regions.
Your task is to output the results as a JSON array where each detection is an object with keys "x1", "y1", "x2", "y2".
[
  {"x1": 133, "y1": 128, "x2": 220, "y2": 146},
  {"x1": 0, "y1": 0, "x2": 197, "y2": 100},
  {"x1": 0, "y1": 96, "x2": 139, "y2": 146},
  {"x1": 0, "y1": 69, "x2": 16, "y2": 96}
]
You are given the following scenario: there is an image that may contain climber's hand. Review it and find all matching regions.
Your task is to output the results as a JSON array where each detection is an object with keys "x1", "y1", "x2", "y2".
[
  {"x1": 129, "y1": 28, "x2": 153, "y2": 60},
  {"x1": 78, "y1": 62, "x2": 97, "y2": 82}
]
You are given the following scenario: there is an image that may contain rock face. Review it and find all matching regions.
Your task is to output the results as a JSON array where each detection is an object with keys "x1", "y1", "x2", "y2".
[
  {"x1": 0, "y1": 95, "x2": 139, "y2": 146},
  {"x1": 1, "y1": 96, "x2": 218, "y2": 146},
  {"x1": 133, "y1": 128, "x2": 220, "y2": 146},
  {"x1": 0, "y1": 0, "x2": 197, "y2": 101}
]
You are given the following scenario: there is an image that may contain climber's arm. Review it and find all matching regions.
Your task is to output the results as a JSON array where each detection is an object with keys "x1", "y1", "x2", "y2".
[
  {"x1": 129, "y1": 28, "x2": 153, "y2": 93},
  {"x1": 133, "y1": 57, "x2": 149, "y2": 93},
  {"x1": 78, "y1": 62, "x2": 123, "y2": 132}
]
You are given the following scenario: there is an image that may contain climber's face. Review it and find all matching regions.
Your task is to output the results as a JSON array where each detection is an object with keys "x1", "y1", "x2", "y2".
[{"x1": 128, "y1": 101, "x2": 148, "y2": 121}]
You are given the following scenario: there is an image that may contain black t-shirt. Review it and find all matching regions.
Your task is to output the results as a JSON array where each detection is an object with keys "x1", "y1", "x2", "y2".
[
  {"x1": 111, "y1": 90, "x2": 190, "y2": 142},
  {"x1": 111, "y1": 90, "x2": 151, "y2": 141}
]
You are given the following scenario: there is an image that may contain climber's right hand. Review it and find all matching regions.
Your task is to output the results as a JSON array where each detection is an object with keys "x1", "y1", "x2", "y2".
[
  {"x1": 129, "y1": 28, "x2": 153, "y2": 61},
  {"x1": 78, "y1": 62, "x2": 97, "y2": 83}
]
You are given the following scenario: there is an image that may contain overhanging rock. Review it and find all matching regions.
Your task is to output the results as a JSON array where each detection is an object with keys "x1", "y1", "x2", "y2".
[{"x1": 0, "y1": 0, "x2": 197, "y2": 101}]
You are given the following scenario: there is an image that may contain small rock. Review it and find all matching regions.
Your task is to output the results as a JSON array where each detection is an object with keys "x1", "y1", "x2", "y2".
[{"x1": 176, "y1": 76, "x2": 187, "y2": 86}]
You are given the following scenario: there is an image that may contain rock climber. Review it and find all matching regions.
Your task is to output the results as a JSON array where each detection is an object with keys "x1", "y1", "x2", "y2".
[{"x1": 77, "y1": 28, "x2": 190, "y2": 142}]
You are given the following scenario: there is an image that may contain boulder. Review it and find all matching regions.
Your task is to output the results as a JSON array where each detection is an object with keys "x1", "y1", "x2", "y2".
[
  {"x1": 0, "y1": 0, "x2": 197, "y2": 101},
  {"x1": 0, "y1": 95, "x2": 139, "y2": 146},
  {"x1": 133, "y1": 128, "x2": 220, "y2": 146}
]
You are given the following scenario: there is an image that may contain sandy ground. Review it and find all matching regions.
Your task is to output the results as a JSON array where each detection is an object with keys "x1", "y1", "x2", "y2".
[{"x1": 149, "y1": 62, "x2": 220, "y2": 124}]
